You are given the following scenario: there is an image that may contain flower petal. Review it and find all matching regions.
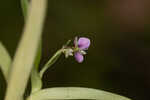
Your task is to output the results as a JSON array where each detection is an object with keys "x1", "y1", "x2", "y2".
[
  {"x1": 78, "y1": 37, "x2": 90, "y2": 50},
  {"x1": 74, "y1": 52, "x2": 84, "y2": 63}
]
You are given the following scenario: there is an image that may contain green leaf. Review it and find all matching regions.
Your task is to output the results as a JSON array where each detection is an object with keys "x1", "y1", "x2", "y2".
[
  {"x1": 34, "y1": 41, "x2": 42, "y2": 70},
  {"x1": 0, "y1": 42, "x2": 11, "y2": 81},
  {"x1": 31, "y1": 41, "x2": 42, "y2": 93},
  {"x1": 31, "y1": 68, "x2": 42, "y2": 93},
  {"x1": 21, "y1": 0, "x2": 29, "y2": 19},
  {"x1": 4, "y1": 0, "x2": 47, "y2": 100},
  {"x1": 21, "y1": 0, "x2": 42, "y2": 94},
  {"x1": 21, "y1": 0, "x2": 43, "y2": 95},
  {"x1": 27, "y1": 87, "x2": 131, "y2": 100}
]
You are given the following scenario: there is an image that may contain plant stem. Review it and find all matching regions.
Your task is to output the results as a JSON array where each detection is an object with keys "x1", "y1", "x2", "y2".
[
  {"x1": 40, "y1": 49, "x2": 63, "y2": 78},
  {"x1": 4, "y1": 0, "x2": 47, "y2": 100},
  {"x1": 39, "y1": 40, "x2": 72, "y2": 78}
]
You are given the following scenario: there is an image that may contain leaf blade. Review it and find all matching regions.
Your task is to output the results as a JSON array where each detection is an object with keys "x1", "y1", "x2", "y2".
[
  {"x1": 27, "y1": 87, "x2": 131, "y2": 100},
  {"x1": 0, "y1": 42, "x2": 11, "y2": 81},
  {"x1": 4, "y1": 0, "x2": 47, "y2": 100},
  {"x1": 31, "y1": 41, "x2": 42, "y2": 93}
]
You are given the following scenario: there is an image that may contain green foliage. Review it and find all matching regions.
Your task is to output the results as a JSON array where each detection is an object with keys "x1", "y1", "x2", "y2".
[
  {"x1": 21, "y1": 0, "x2": 43, "y2": 94},
  {"x1": 31, "y1": 68, "x2": 42, "y2": 93},
  {"x1": 21, "y1": 0, "x2": 29, "y2": 18},
  {"x1": 27, "y1": 87, "x2": 131, "y2": 100},
  {"x1": 31, "y1": 41, "x2": 42, "y2": 93},
  {"x1": 0, "y1": 42, "x2": 11, "y2": 82},
  {"x1": 4, "y1": 0, "x2": 47, "y2": 100},
  {"x1": 1, "y1": 0, "x2": 133, "y2": 100}
]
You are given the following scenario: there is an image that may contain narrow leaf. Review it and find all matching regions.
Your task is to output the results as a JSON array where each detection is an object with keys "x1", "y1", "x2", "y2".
[
  {"x1": 31, "y1": 68, "x2": 42, "y2": 93},
  {"x1": 34, "y1": 41, "x2": 42, "y2": 70},
  {"x1": 31, "y1": 41, "x2": 42, "y2": 93},
  {"x1": 21, "y1": 0, "x2": 29, "y2": 19},
  {"x1": 21, "y1": 0, "x2": 43, "y2": 95},
  {"x1": 4, "y1": 0, "x2": 47, "y2": 100},
  {"x1": 27, "y1": 87, "x2": 131, "y2": 100},
  {"x1": 0, "y1": 42, "x2": 11, "y2": 81}
]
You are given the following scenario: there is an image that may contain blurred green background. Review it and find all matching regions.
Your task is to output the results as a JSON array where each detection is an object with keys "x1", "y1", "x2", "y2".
[{"x1": 0, "y1": 0, "x2": 150, "y2": 100}]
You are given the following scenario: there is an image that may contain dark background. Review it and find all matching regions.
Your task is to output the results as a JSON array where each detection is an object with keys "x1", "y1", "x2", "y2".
[{"x1": 0, "y1": 0, "x2": 150, "y2": 100}]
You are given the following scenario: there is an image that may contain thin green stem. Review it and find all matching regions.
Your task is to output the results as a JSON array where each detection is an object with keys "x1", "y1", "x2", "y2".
[
  {"x1": 4, "y1": 0, "x2": 47, "y2": 100},
  {"x1": 39, "y1": 40, "x2": 72, "y2": 78},
  {"x1": 40, "y1": 49, "x2": 63, "y2": 78}
]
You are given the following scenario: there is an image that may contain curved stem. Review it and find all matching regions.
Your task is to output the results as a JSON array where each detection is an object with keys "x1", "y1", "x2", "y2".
[
  {"x1": 40, "y1": 49, "x2": 63, "y2": 78},
  {"x1": 4, "y1": 0, "x2": 47, "y2": 100},
  {"x1": 39, "y1": 40, "x2": 71, "y2": 78}
]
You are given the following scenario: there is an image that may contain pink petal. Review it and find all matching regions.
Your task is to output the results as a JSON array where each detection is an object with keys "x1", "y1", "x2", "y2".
[
  {"x1": 78, "y1": 37, "x2": 90, "y2": 50},
  {"x1": 75, "y1": 52, "x2": 84, "y2": 63}
]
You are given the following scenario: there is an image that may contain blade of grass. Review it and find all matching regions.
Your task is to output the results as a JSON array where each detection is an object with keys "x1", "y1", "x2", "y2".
[
  {"x1": 4, "y1": 0, "x2": 47, "y2": 100},
  {"x1": 21, "y1": 0, "x2": 43, "y2": 94},
  {"x1": 0, "y1": 42, "x2": 11, "y2": 82},
  {"x1": 31, "y1": 42, "x2": 42, "y2": 93},
  {"x1": 27, "y1": 87, "x2": 131, "y2": 100},
  {"x1": 21, "y1": 0, "x2": 29, "y2": 18}
]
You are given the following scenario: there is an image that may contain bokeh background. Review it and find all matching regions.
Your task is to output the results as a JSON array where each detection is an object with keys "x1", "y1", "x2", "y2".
[{"x1": 0, "y1": 0, "x2": 150, "y2": 100}]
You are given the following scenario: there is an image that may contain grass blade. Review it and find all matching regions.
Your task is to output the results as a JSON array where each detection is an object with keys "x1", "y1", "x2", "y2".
[
  {"x1": 4, "y1": 0, "x2": 47, "y2": 100},
  {"x1": 27, "y1": 87, "x2": 131, "y2": 100},
  {"x1": 0, "y1": 42, "x2": 11, "y2": 82}
]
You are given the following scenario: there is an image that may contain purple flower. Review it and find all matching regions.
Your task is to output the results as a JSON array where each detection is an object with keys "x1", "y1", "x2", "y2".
[{"x1": 74, "y1": 37, "x2": 91, "y2": 63}]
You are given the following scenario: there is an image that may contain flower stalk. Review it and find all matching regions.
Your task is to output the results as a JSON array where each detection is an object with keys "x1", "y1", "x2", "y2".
[{"x1": 40, "y1": 49, "x2": 63, "y2": 78}]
